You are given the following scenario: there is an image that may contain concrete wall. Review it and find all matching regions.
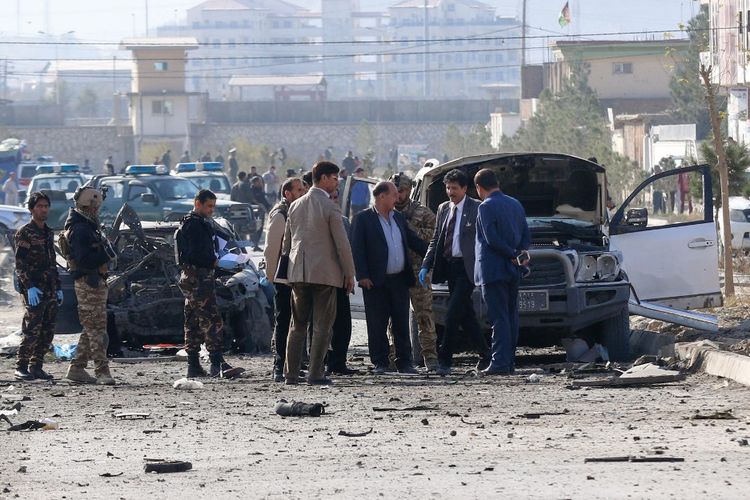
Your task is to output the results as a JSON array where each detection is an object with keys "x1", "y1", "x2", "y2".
[
  {"x1": 192, "y1": 122, "x2": 476, "y2": 169},
  {"x1": 0, "y1": 125, "x2": 134, "y2": 172}
]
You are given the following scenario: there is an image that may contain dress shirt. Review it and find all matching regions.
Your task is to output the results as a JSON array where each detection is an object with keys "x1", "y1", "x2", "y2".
[
  {"x1": 377, "y1": 210, "x2": 405, "y2": 274},
  {"x1": 448, "y1": 195, "x2": 466, "y2": 258}
]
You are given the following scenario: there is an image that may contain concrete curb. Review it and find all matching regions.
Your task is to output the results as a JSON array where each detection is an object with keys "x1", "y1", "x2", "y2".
[
  {"x1": 674, "y1": 341, "x2": 750, "y2": 387},
  {"x1": 629, "y1": 329, "x2": 676, "y2": 357}
]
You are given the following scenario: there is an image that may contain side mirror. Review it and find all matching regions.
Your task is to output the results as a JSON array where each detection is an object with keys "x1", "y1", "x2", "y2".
[
  {"x1": 624, "y1": 207, "x2": 648, "y2": 227},
  {"x1": 141, "y1": 193, "x2": 158, "y2": 205}
]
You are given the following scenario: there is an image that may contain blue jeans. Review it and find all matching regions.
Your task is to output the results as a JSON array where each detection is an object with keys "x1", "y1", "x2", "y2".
[{"x1": 481, "y1": 277, "x2": 520, "y2": 372}]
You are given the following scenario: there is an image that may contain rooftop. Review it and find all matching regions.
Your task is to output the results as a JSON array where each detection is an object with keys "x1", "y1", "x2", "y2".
[
  {"x1": 120, "y1": 37, "x2": 200, "y2": 50},
  {"x1": 228, "y1": 74, "x2": 326, "y2": 87}
]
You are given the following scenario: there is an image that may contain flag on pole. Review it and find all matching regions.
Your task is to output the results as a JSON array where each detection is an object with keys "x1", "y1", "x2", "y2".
[{"x1": 558, "y1": 1, "x2": 572, "y2": 27}]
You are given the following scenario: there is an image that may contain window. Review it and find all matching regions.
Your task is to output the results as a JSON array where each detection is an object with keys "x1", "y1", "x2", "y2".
[
  {"x1": 127, "y1": 184, "x2": 154, "y2": 202},
  {"x1": 153, "y1": 62, "x2": 168, "y2": 71},
  {"x1": 152, "y1": 100, "x2": 173, "y2": 115},
  {"x1": 613, "y1": 62, "x2": 633, "y2": 74},
  {"x1": 101, "y1": 180, "x2": 125, "y2": 200}
]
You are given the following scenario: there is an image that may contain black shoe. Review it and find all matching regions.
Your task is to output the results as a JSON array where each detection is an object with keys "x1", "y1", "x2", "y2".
[
  {"x1": 397, "y1": 365, "x2": 418, "y2": 374},
  {"x1": 284, "y1": 378, "x2": 299, "y2": 385},
  {"x1": 481, "y1": 366, "x2": 512, "y2": 376},
  {"x1": 436, "y1": 366, "x2": 452, "y2": 376},
  {"x1": 476, "y1": 356, "x2": 491, "y2": 372},
  {"x1": 329, "y1": 366, "x2": 359, "y2": 376},
  {"x1": 14, "y1": 365, "x2": 33, "y2": 381},
  {"x1": 187, "y1": 351, "x2": 208, "y2": 378},
  {"x1": 273, "y1": 370, "x2": 284, "y2": 383},
  {"x1": 209, "y1": 353, "x2": 245, "y2": 379},
  {"x1": 307, "y1": 377, "x2": 334, "y2": 386},
  {"x1": 371, "y1": 365, "x2": 387, "y2": 375},
  {"x1": 29, "y1": 365, "x2": 53, "y2": 381}
]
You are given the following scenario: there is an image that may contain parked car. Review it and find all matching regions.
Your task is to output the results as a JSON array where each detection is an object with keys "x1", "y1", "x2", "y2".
[
  {"x1": 717, "y1": 196, "x2": 750, "y2": 253},
  {"x1": 174, "y1": 162, "x2": 233, "y2": 200},
  {"x1": 18, "y1": 164, "x2": 88, "y2": 227},
  {"x1": 54, "y1": 204, "x2": 272, "y2": 354},
  {"x1": 343, "y1": 153, "x2": 721, "y2": 360}
]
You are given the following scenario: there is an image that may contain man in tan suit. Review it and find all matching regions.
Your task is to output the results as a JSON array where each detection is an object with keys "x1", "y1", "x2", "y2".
[{"x1": 282, "y1": 161, "x2": 355, "y2": 385}]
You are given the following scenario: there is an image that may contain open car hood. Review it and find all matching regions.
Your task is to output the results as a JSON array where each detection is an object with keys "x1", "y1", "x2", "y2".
[{"x1": 415, "y1": 153, "x2": 607, "y2": 225}]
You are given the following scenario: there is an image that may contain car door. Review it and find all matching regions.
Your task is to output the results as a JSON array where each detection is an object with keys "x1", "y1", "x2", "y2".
[
  {"x1": 124, "y1": 181, "x2": 160, "y2": 221},
  {"x1": 609, "y1": 164, "x2": 721, "y2": 309},
  {"x1": 98, "y1": 179, "x2": 126, "y2": 225}
]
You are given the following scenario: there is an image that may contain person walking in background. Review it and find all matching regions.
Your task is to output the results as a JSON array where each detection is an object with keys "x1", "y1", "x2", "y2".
[
  {"x1": 249, "y1": 176, "x2": 271, "y2": 252},
  {"x1": 179, "y1": 151, "x2": 191, "y2": 164},
  {"x1": 214, "y1": 152, "x2": 224, "y2": 164},
  {"x1": 281, "y1": 161, "x2": 355, "y2": 385},
  {"x1": 161, "y1": 149, "x2": 172, "y2": 170},
  {"x1": 420, "y1": 169, "x2": 490, "y2": 376},
  {"x1": 104, "y1": 156, "x2": 114, "y2": 175},
  {"x1": 351, "y1": 181, "x2": 427, "y2": 375},
  {"x1": 389, "y1": 172, "x2": 439, "y2": 371},
  {"x1": 473, "y1": 168, "x2": 530, "y2": 376},
  {"x1": 201, "y1": 152, "x2": 212, "y2": 162},
  {"x1": 342, "y1": 150, "x2": 356, "y2": 173},
  {"x1": 263, "y1": 165, "x2": 280, "y2": 205},
  {"x1": 228, "y1": 148, "x2": 238, "y2": 180},
  {"x1": 3, "y1": 172, "x2": 19, "y2": 206},
  {"x1": 264, "y1": 177, "x2": 305, "y2": 382},
  {"x1": 13, "y1": 192, "x2": 61, "y2": 381}
]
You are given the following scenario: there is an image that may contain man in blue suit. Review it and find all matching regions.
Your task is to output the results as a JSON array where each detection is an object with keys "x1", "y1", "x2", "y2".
[
  {"x1": 474, "y1": 168, "x2": 531, "y2": 375},
  {"x1": 420, "y1": 169, "x2": 490, "y2": 375},
  {"x1": 351, "y1": 181, "x2": 427, "y2": 374}
]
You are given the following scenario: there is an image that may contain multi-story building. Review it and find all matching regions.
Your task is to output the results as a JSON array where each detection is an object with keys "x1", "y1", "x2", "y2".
[{"x1": 156, "y1": 0, "x2": 521, "y2": 100}]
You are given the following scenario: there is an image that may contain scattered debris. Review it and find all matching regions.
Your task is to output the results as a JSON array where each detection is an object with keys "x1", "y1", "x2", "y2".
[
  {"x1": 274, "y1": 400, "x2": 325, "y2": 417},
  {"x1": 518, "y1": 410, "x2": 570, "y2": 419},
  {"x1": 7, "y1": 420, "x2": 46, "y2": 432},
  {"x1": 173, "y1": 378, "x2": 204, "y2": 391},
  {"x1": 114, "y1": 412, "x2": 151, "y2": 420},
  {"x1": 143, "y1": 430, "x2": 163, "y2": 434},
  {"x1": 144, "y1": 461, "x2": 192, "y2": 474},
  {"x1": 99, "y1": 472, "x2": 123, "y2": 478},
  {"x1": 562, "y1": 338, "x2": 609, "y2": 363},
  {"x1": 572, "y1": 363, "x2": 685, "y2": 388},
  {"x1": 17, "y1": 466, "x2": 26, "y2": 473},
  {"x1": 584, "y1": 456, "x2": 684, "y2": 463},
  {"x1": 527, "y1": 374, "x2": 542, "y2": 383},
  {"x1": 450, "y1": 430, "x2": 457, "y2": 436},
  {"x1": 690, "y1": 410, "x2": 736, "y2": 420},
  {"x1": 372, "y1": 405, "x2": 438, "y2": 412},
  {"x1": 420, "y1": 418, "x2": 429, "y2": 425},
  {"x1": 338, "y1": 428, "x2": 373, "y2": 438},
  {"x1": 460, "y1": 417, "x2": 482, "y2": 425}
]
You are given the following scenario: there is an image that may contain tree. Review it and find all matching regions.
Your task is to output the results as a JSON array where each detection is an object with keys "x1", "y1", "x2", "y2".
[
  {"x1": 695, "y1": 137, "x2": 750, "y2": 211},
  {"x1": 502, "y1": 65, "x2": 644, "y2": 201},
  {"x1": 442, "y1": 123, "x2": 493, "y2": 161},
  {"x1": 669, "y1": 4, "x2": 718, "y2": 140},
  {"x1": 76, "y1": 88, "x2": 99, "y2": 117}
]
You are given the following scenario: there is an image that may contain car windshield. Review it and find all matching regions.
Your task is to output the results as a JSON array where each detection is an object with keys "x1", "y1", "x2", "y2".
[
  {"x1": 189, "y1": 175, "x2": 231, "y2": 194},
  {"x1": 20, "y1": 165, "x2": 38, "y2": 179},
  {"x1": 30, "y1": 175, "x2": 82, "y2": 193},
  {"x1": 151, "y1": 178, "x2": 199, "y2": 200}
]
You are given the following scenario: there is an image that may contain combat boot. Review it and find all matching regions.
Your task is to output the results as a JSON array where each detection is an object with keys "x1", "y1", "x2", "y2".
[
  {"x1": 186, "y1": 351, "x2": 208, "y2": 378},
  {"x1": 65, "y1": 364, "x2": 97, "y2": 384},
  {"x1": 95, "y1": 367, "x2": 116, "y2": 386},
  {"x1": 14, "y1": 361, "x2": 33, "y2": 381},
  {"x1": 209, "y1": 352, "x2": 245, "y2": 379},
  {"x1": 29, "y1": 363, "x2": 54, "y2": 381}
]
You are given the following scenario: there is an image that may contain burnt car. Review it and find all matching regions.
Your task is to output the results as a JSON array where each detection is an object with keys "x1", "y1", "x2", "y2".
[{"x1": 55, "y1": 204, "x2": 272, "y2": 355}]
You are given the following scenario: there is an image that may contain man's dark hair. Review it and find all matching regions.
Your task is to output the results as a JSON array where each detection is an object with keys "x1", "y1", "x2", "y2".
[
  {"x1": 281, "y1": 177, "x2": 301, "y2": 197},
  {"x1": 238, "y1": 171, "x2": 247, "y2": 180},
  {"x1": 312, "y1": 161, "x2": 339, "y2": 184},
  {"x1": 195, "y1": 189, "x2": 217, "y2": 204},
  {"x1": 27, "y1": 191, "x2": 50, "y2": 210},
  {"x1": 373, "y1": 181, "x2": 393, "y2": 197},
  {"x1": 302, "y1": 172, "x2": 313, "y2": 187},
  {"x1": 474, "y1": 168, "x2": 499, "y2": 190},
  {"x1": 443, "y1": 169, "x2": 469, "y2": 188}
]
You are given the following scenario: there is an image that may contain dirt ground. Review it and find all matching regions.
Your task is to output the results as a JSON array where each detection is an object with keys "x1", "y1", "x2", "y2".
[{"x1": 2, "y1": 319, "x2": 750, "y2": 500}]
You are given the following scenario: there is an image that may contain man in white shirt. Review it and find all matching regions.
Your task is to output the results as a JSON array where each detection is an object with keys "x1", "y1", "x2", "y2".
[{"x1": 3, "y1": 172, "x2": 19, "y2": 206}]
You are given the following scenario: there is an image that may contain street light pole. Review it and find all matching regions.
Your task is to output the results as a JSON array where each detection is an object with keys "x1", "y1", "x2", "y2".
[{"x1": 423, "y1": 0, "x2": 430, "y2": 98}]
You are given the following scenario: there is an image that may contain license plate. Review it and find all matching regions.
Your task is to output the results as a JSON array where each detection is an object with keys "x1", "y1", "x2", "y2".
[{"x1": 519, "y1": 290, "x2": 549, "y2": 312}]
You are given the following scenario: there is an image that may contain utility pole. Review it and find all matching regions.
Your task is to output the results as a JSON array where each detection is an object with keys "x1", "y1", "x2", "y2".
[
  {"x1": 423, "y1": 0, "x2": 430, "y2": 98},
  {"x1": 521, "y1": 0, "x2": 527, "y2": 98},
  {"x1": 145, "y1": 0, "x2": 150, "y2": 37}
]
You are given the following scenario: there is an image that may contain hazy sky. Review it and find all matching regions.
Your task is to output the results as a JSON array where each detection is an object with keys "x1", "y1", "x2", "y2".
[{"x1": 8, "y1": 0, "x2": 698, "y2": 43}]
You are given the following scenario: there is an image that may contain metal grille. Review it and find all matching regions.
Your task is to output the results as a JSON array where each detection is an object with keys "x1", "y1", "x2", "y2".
[{"x1": 521, "y1": 256, "x2": 567, "y2": 287}]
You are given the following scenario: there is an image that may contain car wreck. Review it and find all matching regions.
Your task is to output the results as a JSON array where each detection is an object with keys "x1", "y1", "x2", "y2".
[{"x1": 54, "y1": 204, "x2": 272, "y2": 355}]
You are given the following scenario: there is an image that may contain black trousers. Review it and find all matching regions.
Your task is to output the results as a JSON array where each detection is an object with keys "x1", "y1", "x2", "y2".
[
  {"x1": 439, "y1": 259, "x2": 489, "y2": 368},
  {"x1": 272, "y1": 283, "x2": 292, "y2": 371},
  {"x1": 363, "y1": 275, "x2": 412, "y2": 369},
  {"x1": 327, "y1": 287, "x2": 352, "y2": 370}
]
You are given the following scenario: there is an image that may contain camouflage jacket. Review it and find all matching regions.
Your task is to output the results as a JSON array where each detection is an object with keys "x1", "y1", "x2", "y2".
[
  {"x1": 14, "y1": 221, "x2": 60, "y2": 294},
  {"x1": 397, "y1": 200, "x2": 436, "y2": 272}
]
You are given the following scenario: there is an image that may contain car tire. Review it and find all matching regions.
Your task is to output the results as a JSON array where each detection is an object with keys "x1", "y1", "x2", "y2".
[{"x1": 599, "y1": 305, "x2": 631, "y2": 362}]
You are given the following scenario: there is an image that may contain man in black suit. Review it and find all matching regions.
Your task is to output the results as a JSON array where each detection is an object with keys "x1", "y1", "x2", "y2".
[
  {"x1": 420, "y1": 169, "x2": 490, "y2": 376},
  {"x1": 351, "y1": 181, "x2": 427, "y2": 374}
]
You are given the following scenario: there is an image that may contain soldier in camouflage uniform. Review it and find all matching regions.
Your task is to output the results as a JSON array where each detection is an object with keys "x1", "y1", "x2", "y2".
[
  {"x1": 13, "y1": 192, "x2": 62, "y2": 381},
  {"x1": 175, "y1": 189, "x2": 244, "y2": 379},
  {"x1": 388, "y1": 173, "x2": 439, "y2": 371},
  {"x1": 63, "y1": 187, "x2": 117, "y2": 385}
]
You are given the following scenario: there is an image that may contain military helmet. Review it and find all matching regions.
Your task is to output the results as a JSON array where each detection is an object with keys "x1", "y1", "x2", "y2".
[
  {"x1": 74, "y1": 186, "x2": 103, "y2": 209},
  {"x1": 389, "y1": 172, "x2": 413, "y2": 191}
]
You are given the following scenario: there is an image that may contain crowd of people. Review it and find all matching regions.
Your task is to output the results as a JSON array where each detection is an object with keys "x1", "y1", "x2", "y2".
[{"x1": 11, "y1": 155, "x2": 532, "y2": 387}]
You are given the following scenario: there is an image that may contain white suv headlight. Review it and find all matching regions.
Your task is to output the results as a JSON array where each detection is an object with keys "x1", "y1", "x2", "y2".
[{"x1": 575, "y1": 252, "x2": 621, "y2": 282}]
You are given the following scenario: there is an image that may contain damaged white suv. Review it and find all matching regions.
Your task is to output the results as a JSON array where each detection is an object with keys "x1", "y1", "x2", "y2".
[{"x1": 345, "y1": 153, "x2": 721, "y2": 361}]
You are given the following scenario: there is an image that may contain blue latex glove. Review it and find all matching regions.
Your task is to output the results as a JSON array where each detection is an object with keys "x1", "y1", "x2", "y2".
[
  {"x1": 27, "y1": 287, "x2": 42, "y2": 307},
  {"x1": 418, "y1": 268, "x2": 429, "y2": 288},
  {"x1": 56, "y1": 290, "x2": 64, "y2": 306},
  {"x1": 259, "y1": 276, "x2": 269, "y2": 287}
]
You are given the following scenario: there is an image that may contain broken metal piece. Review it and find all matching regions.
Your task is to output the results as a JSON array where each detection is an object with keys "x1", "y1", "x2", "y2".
[
  {"x1": 144, "y1": 461, "x2": 192, "y2": 474},
  {"x1": 99, "y1": 472, "x2": 124, "y2": 478},
  {"x1": 372, "y1": 405, "x2": 438, "y2": 412},
  {"x1": 338, "y1": 428, "x2": 373, "y2": 437},
  {"x1": 517, "y1": 410, "x2": 570, "y2": 419},
  {"x1": 690, "y1": 410, "x2": 736, "y2": 420},
  {"x1": 274, "y1": 400, "x2": 325, "y2": 417},
  {"x1": 114, "y1": 412, "x2": 151, "y2": 420}
]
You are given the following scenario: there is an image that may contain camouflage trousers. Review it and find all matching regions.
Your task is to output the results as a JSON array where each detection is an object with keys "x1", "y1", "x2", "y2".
[
  {"x1": 18, "y1": 295, "x2": 58, "y2": 367},
  {"x1": 178, "y1": 266, "x2": 223, "y2": 354},
  {"x1": 71, "y1": 279, "x2": 109, "y2": 375},
  {"x1": 388, "y1": 274, "x2": 438, "y2": 366}
]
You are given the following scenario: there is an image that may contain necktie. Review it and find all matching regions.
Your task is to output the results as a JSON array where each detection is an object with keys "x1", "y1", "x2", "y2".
[{"x1": 443, "y1": 205, "x2": 457, "y2": 260}]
